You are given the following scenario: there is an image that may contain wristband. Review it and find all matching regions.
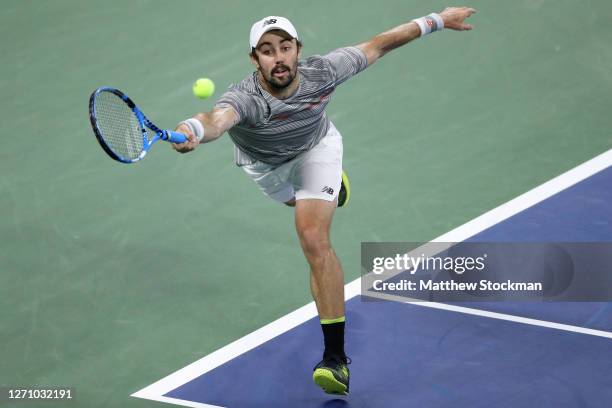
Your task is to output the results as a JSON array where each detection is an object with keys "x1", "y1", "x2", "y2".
[
  {"x1": 178, "y1": 118, "x2": 205, "y2": 142},
  {"x1": 412, "y1": 13, "x2": 444, "y2": 37}
]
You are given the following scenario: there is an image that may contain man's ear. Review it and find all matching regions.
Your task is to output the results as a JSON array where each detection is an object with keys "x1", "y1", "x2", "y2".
[{"x1": 249, "y1": 52, "x2": 260, "y2": 70}]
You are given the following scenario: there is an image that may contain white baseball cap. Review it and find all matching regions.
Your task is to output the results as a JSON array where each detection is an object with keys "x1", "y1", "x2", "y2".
[{"x1": 249, "y1": 16, "x2": 299, "y2": 49}]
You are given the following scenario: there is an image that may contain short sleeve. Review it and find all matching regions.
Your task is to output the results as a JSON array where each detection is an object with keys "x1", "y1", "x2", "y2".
[
  {"x1": 215, "y1": 86, "x2": 266, "y2": 126},
  {"x1": 322, "y1": 46, "x2": 369, "y2": 86}
]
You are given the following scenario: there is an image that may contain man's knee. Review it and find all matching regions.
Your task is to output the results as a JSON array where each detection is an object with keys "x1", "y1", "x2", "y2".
[
  {"x1": 295, "y1": 199, "x2": 335, "y2": 260},
  {"x1": 297, "y1": 225, "x2": 331, "y2": 260}
]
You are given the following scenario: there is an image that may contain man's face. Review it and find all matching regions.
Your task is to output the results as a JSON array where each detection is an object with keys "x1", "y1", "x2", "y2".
[{"x1": 251, "y1": 30, "x2": 300, "y2": 90}]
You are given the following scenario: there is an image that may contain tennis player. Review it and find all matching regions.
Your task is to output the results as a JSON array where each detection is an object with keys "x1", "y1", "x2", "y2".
[{"x1": 173, "y1": 7, "x2": 476, "y2": 395}]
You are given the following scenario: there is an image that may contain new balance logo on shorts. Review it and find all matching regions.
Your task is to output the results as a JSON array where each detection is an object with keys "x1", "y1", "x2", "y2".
[{"x1": 321, "y1": 186, "x2": 334, "y2": 195}]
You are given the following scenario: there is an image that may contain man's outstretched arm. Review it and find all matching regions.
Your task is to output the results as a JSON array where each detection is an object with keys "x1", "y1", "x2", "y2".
[
  {"x1": 356, "y1": 7, "x2": 477, "y2": 66},
  {"x1": 171, "y1": 106, "x2": 240, "y2": 154}
]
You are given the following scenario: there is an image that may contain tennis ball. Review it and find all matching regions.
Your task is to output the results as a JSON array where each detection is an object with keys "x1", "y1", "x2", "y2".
[{"x1": 192, "y1": 78, "x2": 215, "y2": 99}]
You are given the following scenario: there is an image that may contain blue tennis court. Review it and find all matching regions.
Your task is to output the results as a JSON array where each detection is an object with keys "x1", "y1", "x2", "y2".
[{"x1": 133, "y1": 151, "x2": 612, "y2": 407}]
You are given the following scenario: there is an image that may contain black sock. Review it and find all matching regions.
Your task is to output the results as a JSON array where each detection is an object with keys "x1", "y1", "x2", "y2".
[{"x1": 321, "y1": 318, "x2": 346, "y2": 360}]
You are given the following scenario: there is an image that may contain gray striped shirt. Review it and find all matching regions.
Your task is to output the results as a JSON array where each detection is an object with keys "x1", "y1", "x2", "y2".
[{"x1": 216, "y1": 46, "x2": 369, "y2": 166}]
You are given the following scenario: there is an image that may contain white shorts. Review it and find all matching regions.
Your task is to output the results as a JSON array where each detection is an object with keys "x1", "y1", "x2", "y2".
[{"x1": 241, "y1": 122, "x2": 343, "y2": 203}]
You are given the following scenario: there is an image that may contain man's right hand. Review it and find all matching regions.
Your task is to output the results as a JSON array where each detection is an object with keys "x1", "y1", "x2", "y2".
[{"x1": 172, "y1": 123, "x2": 200, "y2": 154}]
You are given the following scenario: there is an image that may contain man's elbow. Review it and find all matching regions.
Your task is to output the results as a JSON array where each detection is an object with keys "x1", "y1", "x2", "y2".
[{"x1": 356, "y1": 42, "x2": 382, "y2": 66}]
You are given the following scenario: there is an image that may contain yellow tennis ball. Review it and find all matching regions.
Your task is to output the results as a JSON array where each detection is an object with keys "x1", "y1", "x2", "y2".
[{"x1": 192, "y1": 78, "x2": 215, "y2": 99}]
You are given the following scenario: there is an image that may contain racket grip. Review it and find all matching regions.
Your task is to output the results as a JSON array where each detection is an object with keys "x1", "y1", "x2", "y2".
[{"x1": 164, "y1": 131, "x2": 188, "y2": 144}]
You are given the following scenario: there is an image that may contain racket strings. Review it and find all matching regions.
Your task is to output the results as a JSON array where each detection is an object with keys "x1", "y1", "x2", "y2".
[{"x1": 94, "y1": 92, "x2": 144, "y2": 160}]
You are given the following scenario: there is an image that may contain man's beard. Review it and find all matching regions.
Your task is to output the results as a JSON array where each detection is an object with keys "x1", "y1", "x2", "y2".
[{"x1": 263, "y1": 63, "x2": 297, "y2": 90}]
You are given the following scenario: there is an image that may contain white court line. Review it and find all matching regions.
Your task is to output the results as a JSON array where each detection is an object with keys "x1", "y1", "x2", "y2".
[
  {"x1": 132, "y1": 148, "x2": 612, "y2": 407},
  {"x1": 365, "y1": 292, "x2": 612, "y2": 339}
]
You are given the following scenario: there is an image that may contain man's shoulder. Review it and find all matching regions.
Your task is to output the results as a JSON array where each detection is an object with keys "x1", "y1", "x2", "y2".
[
  {"x1": 216, "y1": 73, "x2": 268, "y2": 126},
  {"x1": 298, "y1": 53, "x2": 335, "y2": 84},
  {"x1": 224, "y1": 73, "x2": 261, "y2": 97},
  {"x1": 299, "y1": 47, "x2": 366, "y2": 79},
  {"x1": 300, "y1": 53, "x2": 334, "y2": 72},
  {"x1": 302, "y1": 47, "x2": 360, "y2": 66}
]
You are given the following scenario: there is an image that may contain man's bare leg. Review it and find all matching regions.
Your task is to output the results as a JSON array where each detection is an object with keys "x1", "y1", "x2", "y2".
[{"x1": 294, "y1": 199, "x2": 344, "y2": 319}]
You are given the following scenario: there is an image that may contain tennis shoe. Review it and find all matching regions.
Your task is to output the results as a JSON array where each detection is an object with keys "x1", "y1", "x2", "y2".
[
  {"x1": 313, "y1": 355, "x2": 351, "y2": 395},
  {"x1": 338, "y1": 170, "x2": 350, "y2": 208}
]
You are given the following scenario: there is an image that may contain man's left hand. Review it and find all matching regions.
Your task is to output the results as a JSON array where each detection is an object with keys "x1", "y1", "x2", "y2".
[{"x1": 440, "y1": 7, "x2": 477, "y2": 31}]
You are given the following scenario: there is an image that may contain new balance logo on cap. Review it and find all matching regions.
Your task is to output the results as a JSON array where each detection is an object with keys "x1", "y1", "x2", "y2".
[
  {"x1": 321, "y1": 186, "x2": 334, "y2": 195},
  {"x1": 263, "y1": 18, "x2": 277, "y2": 26}
]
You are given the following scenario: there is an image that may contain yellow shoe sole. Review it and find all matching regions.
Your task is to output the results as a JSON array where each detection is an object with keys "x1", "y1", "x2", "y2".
[
  {"x1": 313, "y1": 368, "x2": 348, "y2": 395},
  {"x1": 339, "y1": 170, "x2": 351, "y2": 208}
]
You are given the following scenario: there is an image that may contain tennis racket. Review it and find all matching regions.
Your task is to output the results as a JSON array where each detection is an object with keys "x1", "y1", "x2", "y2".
[{"x1": 88, "y1": 87, "x2": 188, "y2": 163}]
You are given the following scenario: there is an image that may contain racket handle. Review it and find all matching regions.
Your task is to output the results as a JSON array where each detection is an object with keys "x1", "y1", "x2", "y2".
[{"x1": 164, "y1": 131, "x2": 188, "y2": 144}]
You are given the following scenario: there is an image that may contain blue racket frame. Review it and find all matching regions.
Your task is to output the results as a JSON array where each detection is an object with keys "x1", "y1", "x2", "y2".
[{"x1": 88, "y1": 87, "x2": 188, "y2": 163}]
